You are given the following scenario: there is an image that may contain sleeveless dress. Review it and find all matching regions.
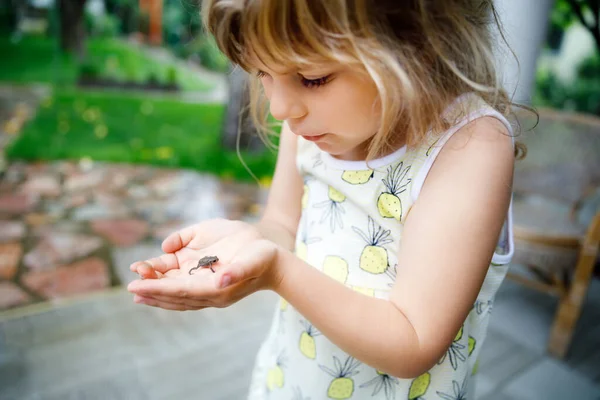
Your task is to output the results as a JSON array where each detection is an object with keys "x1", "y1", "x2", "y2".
[{"x1": 247, "y1": 93, "x2": 515, "y2": 400}]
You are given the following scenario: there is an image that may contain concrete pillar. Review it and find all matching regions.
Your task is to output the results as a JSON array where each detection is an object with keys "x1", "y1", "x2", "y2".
[{"x1": 493, "y1": 0, "x2": 556, "y2": 104}]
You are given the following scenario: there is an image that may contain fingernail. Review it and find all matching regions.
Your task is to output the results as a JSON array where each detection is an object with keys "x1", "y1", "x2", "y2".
[{"x1": 220, "y1": 275, "x2": 231, "y2": 289}]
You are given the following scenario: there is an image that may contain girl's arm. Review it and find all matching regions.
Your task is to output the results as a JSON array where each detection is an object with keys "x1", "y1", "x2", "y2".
[
  {"x1": 254, "y1": 122, "x2": 303, "y2": 251},
  {"x1": 273, "y1": 117, "x2": 515, "y2": 379}
]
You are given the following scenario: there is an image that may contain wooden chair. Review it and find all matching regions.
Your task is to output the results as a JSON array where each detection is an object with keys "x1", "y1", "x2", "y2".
[{"x1": 508, "y1": 108, "x2": 600, "y2": 359}]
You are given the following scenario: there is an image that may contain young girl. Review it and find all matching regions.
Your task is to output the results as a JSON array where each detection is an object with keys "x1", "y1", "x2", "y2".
[{"x1": 128, "y1": 0, "x2": 525, "y2": 398}]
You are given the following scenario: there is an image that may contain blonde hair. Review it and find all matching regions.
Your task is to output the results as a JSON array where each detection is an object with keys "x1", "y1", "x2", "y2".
[{"x1": 202, "y1": 0, "x2": 528, "y2": 160}]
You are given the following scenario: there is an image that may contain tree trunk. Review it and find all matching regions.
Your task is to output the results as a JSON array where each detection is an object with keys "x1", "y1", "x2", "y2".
[{"x1": 59, "y1": 0, "x2": 87, "y2": 59}]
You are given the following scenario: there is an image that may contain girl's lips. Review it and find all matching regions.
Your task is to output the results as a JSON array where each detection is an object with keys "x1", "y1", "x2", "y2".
[{"x1": 302, "y1": 134, "x2": 326, "y2": 142}]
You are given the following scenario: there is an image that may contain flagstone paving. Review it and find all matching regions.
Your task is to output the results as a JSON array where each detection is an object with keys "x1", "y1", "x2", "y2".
[{"x1": 0, "y1": 158, "x2": 265, "y2": 311}]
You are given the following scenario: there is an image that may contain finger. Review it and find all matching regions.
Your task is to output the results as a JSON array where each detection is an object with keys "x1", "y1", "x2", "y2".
[
  {"x1": 127, "y1": 275, "x2": 215, "y2": 298},
  {"x1": 161, "y1": 219, "x2": 234, "y2": 253},
  {"x1": 145, "y1": 294, "x2": 210, "y2": 308},
  {"x1": 138, "y1": 264, "x2": 164, "y2": 280},
  {"x1": 134, "y1": 295, "x2": 203, "y2": 311},
  {"x1": 131, "y1": 253, "x2": 180, "y2": 274},
  {"x1": 162, "y1": 225, "x2": 198, "y2": 253}
]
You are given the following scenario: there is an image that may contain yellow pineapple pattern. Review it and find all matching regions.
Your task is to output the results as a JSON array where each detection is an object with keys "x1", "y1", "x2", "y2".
[
  {"x1": 266, "y1": 352, "x2": 286, "y2": 391},
  {"x1": 299, "y1": 320, "x2": 321, "y2": 359},
  {"x1": 353, "y1": 217, "x2": 394, "y2": 274},
  {"x1": 352, "y1": 286, "x2": 375, "y2": 297},
  {"x1": 319, "y1": 356, "x2": 361, "y2": 399},
  {"x1": 408, "y1": 372, "x2": 431, "y2": 400},
  {"x1": 437, "y1": 325, "x2": 466, "y2": 370},
  {"x1": 323, "y1": 256, "x2": 349, "y2": 284},
  {"x1": 342, "y1": 169, "x2": 374, "y2": 185},
  {"x1": 302, "y1": 184, "x2": 310, "y2": 209},
  {"x1": 377, "y1": 162, "x2": 411, "y2": 221},
  {"x1": 468, "y1": 336, "x2": 476, "y2": 356},
  {"x1": 280, "y1": 297, "x2": 288, "y2": 311},
  {"x1": 315, "y1": 186, "x2": 346, "y2": 232}
]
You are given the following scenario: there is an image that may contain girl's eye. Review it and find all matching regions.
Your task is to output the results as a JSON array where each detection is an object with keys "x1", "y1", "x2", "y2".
[
  {"x1": 300, "y1": 75, "x2": 331, "y2": 89},
  {"x1": 256, "y1": 70, "x2": 268, "y2": 79}
]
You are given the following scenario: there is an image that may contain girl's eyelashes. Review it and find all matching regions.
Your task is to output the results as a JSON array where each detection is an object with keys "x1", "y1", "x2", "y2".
[
  {"x1": 255, "y1": 70, "x2": 331, "y2": 89},
  {"x1": 300, "y1": 74, "x2": 331, "y2": 88}
]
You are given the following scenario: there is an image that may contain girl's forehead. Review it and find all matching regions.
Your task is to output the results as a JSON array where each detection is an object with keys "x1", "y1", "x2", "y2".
[{"x1": 246, "y1": 48, "x2": 340, "y2": 74}]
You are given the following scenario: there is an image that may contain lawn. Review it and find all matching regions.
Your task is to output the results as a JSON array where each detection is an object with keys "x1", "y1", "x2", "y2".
[
  {"x1": 0, "y1": 36, "x2": 214, "y2": 91},
  {"x1": 5, "y1": 89, "x2": 277, "y2": 182}
]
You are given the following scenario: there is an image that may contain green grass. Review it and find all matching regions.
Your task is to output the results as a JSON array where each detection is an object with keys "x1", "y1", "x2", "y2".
[
  {"x1": 5, "y1": 89, "x2": 277, "y2": 182},
  {"x1": 0, "y1": 36, "x2": 77, "y2": 85},
  {"x1": 0, "y1": 36, "x2": 213, "y2": 91}
]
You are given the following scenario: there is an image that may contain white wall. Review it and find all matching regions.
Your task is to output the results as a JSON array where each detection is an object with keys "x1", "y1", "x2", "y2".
[{"x1": 493, "y1": 0, "x2": 556, "y2": 104}]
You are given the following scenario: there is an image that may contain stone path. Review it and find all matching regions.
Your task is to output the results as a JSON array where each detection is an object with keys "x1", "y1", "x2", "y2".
[{"x1": 0, "y1": 159, "x2": 265, "y2": 311}]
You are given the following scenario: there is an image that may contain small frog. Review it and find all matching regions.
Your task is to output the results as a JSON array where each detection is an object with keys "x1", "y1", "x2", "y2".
[{"x1": 189, "y1": 255, "x2": 219, "y2": 275}]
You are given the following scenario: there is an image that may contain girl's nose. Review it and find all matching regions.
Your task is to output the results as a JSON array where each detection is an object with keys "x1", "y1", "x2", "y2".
[{"x1": 268, "y1": 82, "x2": 307, "y2": 121}]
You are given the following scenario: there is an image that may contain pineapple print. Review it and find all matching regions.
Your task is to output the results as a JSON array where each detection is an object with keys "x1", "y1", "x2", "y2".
[
  {"x1": 353, "y1": 217, "x2": 393, "y2": 274},
  {"x1": 468, "y1": 336, "x2": 476, "y2": 356},
  {"x1": 437, "y1": 325, "x2": 466, "y2": 370},
  {"x1": 278, "y1": 297, "x2": 288, "y2": 333},
  {"x1": 266, "y1": 352, "x2": 286, "y2": 391},
  {"x1": 315, "y1": 186, "x2": 346, "y2": 233},
  {"x1": 342, "y1": 169, "x2": 374, "y2": 185},
  {"x1": 352, "y1": 286, "x2": 375, "y2": 297},
  {"x1": 359, "y1": 370, "x2": 400, "y2": 399},
  {"x1": 474, "y1": 300, "x2": 492, "y2": 315},
  {"x1": 313, "y1": 152, "x2": 324, "y2": 168},
  {"x1": 377, "y1": 162, "x2": 411, "y2": 221},
  {"x1": 280, "y1": 297, "x2": 289, "y2": 312},
  {"x1": 323, "y1": 256, "x2": 349, "y2": 284},
  {"x1": 408, "y1": 372, "x2": 431, "y2": 400},
  {"x1": 425, "y1": 138, "x2": 440, "y2": 156},
  {"x1": 386, "y1": 264, "x2": 398, "y2": 288},
  {"x1": 302, "y1": 183, "x2": 310, "y2": 209},
  {"x1": 299, "y1": 320, "x2": 321, "y2": 359},
  {"x1": 319, "y1": 356, "x2": 361, "y2": 399},
  {"x1": 436, "y1": 378, "x2": 468, "y2": 400}
]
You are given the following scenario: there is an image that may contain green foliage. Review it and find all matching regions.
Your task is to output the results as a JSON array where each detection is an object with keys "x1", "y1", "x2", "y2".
[
  {"x1": 0, "y1": 36, "x2": 213, "y2": 91},
  {"x1": 90, "y1": 13, "x2": 121, "y2": 38},
  {"x1": 550, "y1": 0, "x2": 576, "y2": 31},
  {"x1": 184, "y1": 35, "x2": 231, "y2": 73},
  {"x1": 0, "y1": 36, "x2": 77, "y2": 85},
  {"x1": 166, "y1": 66, "x2": 178, "y2": 86},
  {"x1": 534, "y1": 53, "x2": 600, "y2": 115},
  {"x1": 79, "y1": 61, "x2": 100, "y2": 79},
  {"x1": 5, "y1": 89, "x2": 276, "y2": 182}
]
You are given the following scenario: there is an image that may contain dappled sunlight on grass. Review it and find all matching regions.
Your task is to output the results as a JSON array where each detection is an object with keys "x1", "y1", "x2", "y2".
[{"x1": 6, "y1": 89, "x2": 277, "y2": 182}]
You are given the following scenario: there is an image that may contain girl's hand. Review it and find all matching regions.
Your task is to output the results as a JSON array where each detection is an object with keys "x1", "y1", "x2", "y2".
[{"x1": 127, "y1": 219, "x2": 282, "y2": 311}]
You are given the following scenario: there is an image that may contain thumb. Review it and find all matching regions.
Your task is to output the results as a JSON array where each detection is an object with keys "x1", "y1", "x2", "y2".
[{"x1": 215, "y1": 245, "x2": 272, "y2": 289}]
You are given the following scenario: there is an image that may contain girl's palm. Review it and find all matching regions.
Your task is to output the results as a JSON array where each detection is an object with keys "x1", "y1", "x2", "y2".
[{"x1": 130, "y1": 219, "x2": 259, "y2": 278}]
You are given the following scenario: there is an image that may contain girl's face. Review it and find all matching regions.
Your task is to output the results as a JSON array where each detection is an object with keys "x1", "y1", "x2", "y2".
[{"x1": 253, "y1": 60, "x2": 381, "y2": 161}]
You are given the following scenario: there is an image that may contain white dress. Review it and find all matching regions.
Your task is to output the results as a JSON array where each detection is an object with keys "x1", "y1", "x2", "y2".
[{"x1": 247, "y1": 94, "x2": 515, "y2": 400}]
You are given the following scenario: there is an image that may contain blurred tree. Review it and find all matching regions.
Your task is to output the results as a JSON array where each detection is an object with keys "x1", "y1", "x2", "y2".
[
  {"x1": 555, "y1": 0, "x2": 600, "y2": 52},
  {"x1": 59, "y1": 0, "x2": 88, "y2": 58},
  {"x1": 105, "y1": 0, "x2": 139, "y2": 34}
]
